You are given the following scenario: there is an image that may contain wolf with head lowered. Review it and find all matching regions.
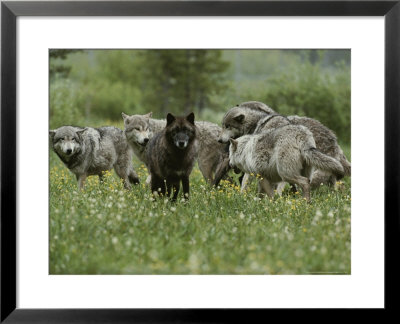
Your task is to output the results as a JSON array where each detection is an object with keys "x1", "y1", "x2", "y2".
[
  {"x1": 228, "y1": 115, "x2": 345, "y2": 202},
  {"x1": 50, "y1": 126, "x2": 139, "y2": 190},
  {"x1": 146, "y1": 113, "x2": 198, "y2": 201},
  {"x1": 217, "y1": 101, "x2": 351, "y2": 189}
]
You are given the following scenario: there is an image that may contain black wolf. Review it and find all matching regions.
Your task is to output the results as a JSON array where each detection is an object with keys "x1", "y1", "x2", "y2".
[{"x1": 146, "y1": 113, "x2": 198, "y2": 201}]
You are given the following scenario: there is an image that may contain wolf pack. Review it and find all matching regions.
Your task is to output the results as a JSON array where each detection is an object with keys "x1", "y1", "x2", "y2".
[{"x1": 50, "y1": 101, "x2": 351, "y2": 203}]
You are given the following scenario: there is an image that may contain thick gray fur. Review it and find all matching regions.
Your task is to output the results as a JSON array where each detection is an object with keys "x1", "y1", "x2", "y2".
[
  {"x1": 49, "y1": 126, "x2": 139, "y2": 190},
  {"x1": 122, "y1": 112, "x2": 227, "y2": 183},
  {"x1": 229, "y1": 115, "x2": 344, "y2": 202},
  {"x1": 219, "y1": 101, "x2": 351, "y2": 188}
]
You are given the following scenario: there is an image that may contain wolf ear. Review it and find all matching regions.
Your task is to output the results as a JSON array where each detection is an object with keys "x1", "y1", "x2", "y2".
[
  {"x1": 76, "y1": 128, "x2": 87, "y2": 140},
  {"x1": 121, "y1": 112, "x2": 129, "y2": 120},
  {"x1": 233, "y1": 114, "x2": 244, "y2": 123},
  {"x1": 144, "y1": 112, "x2": 152, "y2": 119},
  {"x1": 49, "y1": 130, "x2": 56, "y2": 139},
  {"x1": 166, "y1": 113, "x2": 176, "y2": 126},
  {"x1": 229, "y1": 138, "x2": 238, "y2": 151},
  {"x1": 186, "y1": 112, "x2": 195, "y2": 125}
]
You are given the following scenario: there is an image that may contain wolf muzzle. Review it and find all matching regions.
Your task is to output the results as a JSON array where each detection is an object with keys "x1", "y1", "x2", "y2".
[{"x1": 174, "y1": 133, "x2": 189, "y2": 149}]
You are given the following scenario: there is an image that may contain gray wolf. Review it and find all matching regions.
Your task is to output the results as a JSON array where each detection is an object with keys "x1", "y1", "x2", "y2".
[
  {"x1": 145, "y1": 113, "x2": 198, "y2": 201},
  {"x1": 50, "y1": 126, "x2": 139, "y2": 190},
  {"x1": 228, "y1": 115, "x2": 344, "y2": 202},
  {"x1": 218, "y1": 101, "x2": 276, "y2": 143},
  {"x1": 122, "y1": 112, "x2": 227, "y2": 183},
  {"x1": 218, "y1": 101, "x2": 351, "y2": 189}
]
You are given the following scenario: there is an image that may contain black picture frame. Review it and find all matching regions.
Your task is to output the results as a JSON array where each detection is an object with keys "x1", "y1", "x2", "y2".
[{"x1": 1, "y1": 0, "x2": 398, "y2": 322}]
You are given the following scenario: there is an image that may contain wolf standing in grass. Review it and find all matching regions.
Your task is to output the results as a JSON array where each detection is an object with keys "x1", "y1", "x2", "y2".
[
  {"x1": 218, "y1": 101, "x2": 351, "y2": 189},
  {"x1": 49, "y1": 126, "x2": 140, "y2": 190},
  {"x1": 122, "y1": 112, "x2": 227, "y2": 183},
  {"x1": 146, "y1": 113, "x2": 198, "y2": 201},
  {"x1": 228, "y1": 115, "x2": 344, "y2": 203}
]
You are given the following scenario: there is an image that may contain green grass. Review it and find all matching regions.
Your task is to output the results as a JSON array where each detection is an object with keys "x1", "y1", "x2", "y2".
[{"x1": 49, "y1": 146, "x2": 351, "y2": 275}]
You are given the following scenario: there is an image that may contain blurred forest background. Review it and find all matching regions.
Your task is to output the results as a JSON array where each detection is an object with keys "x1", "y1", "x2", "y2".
[{"x1": 50, "y1": 49, "x2": 350, "y2": 144}]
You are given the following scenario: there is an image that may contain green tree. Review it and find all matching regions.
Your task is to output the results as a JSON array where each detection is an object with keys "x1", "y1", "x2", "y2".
[
  {"x1": 138, "y1": 50, "x2": 229, "y2": 117},
  {"x1": 49, "y1": 49, "x2": 83, "y2": 79}
]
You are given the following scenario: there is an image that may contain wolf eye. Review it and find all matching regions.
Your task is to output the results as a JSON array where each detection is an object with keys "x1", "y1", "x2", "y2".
[{"x1": 135, "y1": 127, "x2": 141, "y2": 131}]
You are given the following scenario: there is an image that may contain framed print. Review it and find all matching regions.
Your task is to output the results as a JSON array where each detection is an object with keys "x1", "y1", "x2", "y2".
[{"x1": 1, "y1": 0, "x2": 398, "y2": 321}]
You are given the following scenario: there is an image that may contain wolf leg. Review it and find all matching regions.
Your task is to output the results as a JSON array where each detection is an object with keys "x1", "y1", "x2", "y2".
[
  {"x1": 128, "y1": 169, "x2": 140, "y2": 185},
  {"x1": 310, "y1": 170, "x2": 331, "y2": 189},
  {"x1": 181, "y1": 176, "x2": 190, "y2": 200},
  {"x1": 212, "y1": 157, "x2": 231, "y2": 187},
  {"x1": 282, "y1": 175, "x2": 311, "y2": 203},
  {"x1": 241, "y1": 173, "x2": 254, "y2": 193},
  {"x1": 150, "y1": 174, "x2": 165, "y2": 198},
  {"x1": 197, "y1": 159, "x2": 214, "y2": 184},
  {"x1": 98, "y1": 173, "x2": 104, "y2": 184},
  {"x1": 114, "y1": 161, "x2": 139, "y2": 190},
  {"x1": 77, "y1": 174, "x2": 87, "y2": 190},
  {"x1": 257, "y1": 178, "x2": 274, "y2": 198},
  {"x1": 166, "y1": 180, "x2": 173, "y2": 197},
  {"x1": 145, "y1": 175, "x2": 152, "y2": 185},
  {"x1": 170, "y1": 181, "x2": 180, "y2": 202},
  {"x1": 276, "y1": 182, "x2": 287, "y2": 195}
]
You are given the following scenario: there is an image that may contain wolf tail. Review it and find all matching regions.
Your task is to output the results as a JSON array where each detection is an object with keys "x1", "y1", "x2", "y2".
[
  {"x1": 303, "y1": 148, "x2": 344, "y2": 177},
  {"x1": 339, "y1": 153, "x2": 351, "y2": 177}
]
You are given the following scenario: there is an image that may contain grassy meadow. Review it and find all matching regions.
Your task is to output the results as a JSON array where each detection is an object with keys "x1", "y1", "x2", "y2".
[
  {"x1": 49, "y1": 49, "x2": 351, "y2": 274},
  {"x1": 49, "y1": 143, "x2": 351, "y2": 275}
]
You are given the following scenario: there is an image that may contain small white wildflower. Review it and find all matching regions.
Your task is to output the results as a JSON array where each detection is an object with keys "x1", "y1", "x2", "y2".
[
  {"x1": 111, "y1": 237, "x2": 118, "y2": 245},
  {"x1": 239, "y1": 212, "x2": 245, "y2": 219},
  {"x1": 170, "y1": 207, "x2": 176, "y2": 212}
]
